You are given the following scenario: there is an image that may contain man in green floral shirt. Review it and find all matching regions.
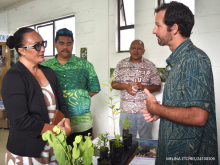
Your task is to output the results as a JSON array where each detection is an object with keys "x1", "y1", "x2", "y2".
[{"x1": 42, "y1": 28, "x2": 101, "y2": 145}]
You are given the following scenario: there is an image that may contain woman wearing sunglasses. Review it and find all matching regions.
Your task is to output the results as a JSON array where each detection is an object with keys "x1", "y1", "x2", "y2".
[{"x1": 2, "y1": 27, "x2": 71, "y2": 164}]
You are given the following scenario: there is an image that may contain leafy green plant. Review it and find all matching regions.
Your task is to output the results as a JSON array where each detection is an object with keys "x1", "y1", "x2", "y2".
[
  {"x1": 97, "y1": 132, "x2": 109, "y2": 151},
  {"x1": 42, "y1": 126, "x2": 94, "y2": 165},
  {"x1": 72, "y1": 135, "x2": 94, "y2": 165},
  {"x1": 120, "y1": 116, "x2": 131, "y2": 130},
  {"x1": 113, "y1": 134, "x2": 123, "y2": 148},
  {"x1": 103, "y1": 76, "x2": 122, "y2": 135}
]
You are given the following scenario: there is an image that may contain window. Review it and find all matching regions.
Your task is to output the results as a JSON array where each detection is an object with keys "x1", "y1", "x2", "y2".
[
  {"x1": 117, "y1": 0, "x2": 134, "y2": 52},
  {"x1": 157, "y1": 0, "x2": 195, "y2": 15},
  {"x1": 26, "y1": 15, "x2": 75, "y2": 56}
]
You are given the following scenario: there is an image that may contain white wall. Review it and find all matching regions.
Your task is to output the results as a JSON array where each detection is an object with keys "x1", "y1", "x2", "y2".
[
  {"x1": 0, "y1": 0, "x2": 220, "y2": 161},
  {"x1": 0, "y1": 12, "x2": 8, "y2": 34}
]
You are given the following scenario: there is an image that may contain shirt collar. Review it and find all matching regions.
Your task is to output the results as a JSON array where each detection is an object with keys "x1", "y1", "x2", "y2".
[
  {"x1": 128, "y1": 56, "x2": 144, "y2": 64},
  {"x1": 166, "y1": 39, "x2": 193, "y2": 66},
  {"x1": 49, "y1": 54, "x2": 76, "y2": 65}
]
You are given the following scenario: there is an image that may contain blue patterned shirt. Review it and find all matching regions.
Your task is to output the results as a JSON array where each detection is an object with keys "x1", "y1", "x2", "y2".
[{"x1": 156, "y1": 39, "x2": 218, "y2": 165}]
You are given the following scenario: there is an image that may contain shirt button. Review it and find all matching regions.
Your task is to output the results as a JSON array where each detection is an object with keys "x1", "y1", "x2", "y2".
[
  {"x1": 63, "y1": 66, "x2": 65, "y2": 67},
  {"x1": 64, "y1": 75, "x2": 66, "y2": 77},
  {"x1": 64, "y1": 85, "x2": 66, "y2": 87}
]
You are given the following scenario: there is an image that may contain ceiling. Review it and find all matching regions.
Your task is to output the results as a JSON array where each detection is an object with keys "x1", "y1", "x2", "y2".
[{"x1": 0, "y1": 0, "x2": 34, "y2": 13}]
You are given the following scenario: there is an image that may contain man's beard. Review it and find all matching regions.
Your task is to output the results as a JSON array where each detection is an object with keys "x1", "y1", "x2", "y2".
[{"x1": 157, "y1": 32, "x2": 172, "y2": 46}]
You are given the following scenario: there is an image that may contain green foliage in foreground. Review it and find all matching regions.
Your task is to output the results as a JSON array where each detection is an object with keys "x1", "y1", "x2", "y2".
[
  {"x1": 113, "y1": 134, "x2": 123, "y2": 148},
  {"x1": 120, "y1": 116, "x2": 131, "y2": 130},
  {"x1": 42, "y1": 126, "x2": 94, "y2": 165}
]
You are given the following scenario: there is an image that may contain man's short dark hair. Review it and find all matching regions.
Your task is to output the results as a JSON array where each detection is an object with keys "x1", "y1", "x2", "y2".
[
  {"x1": 155, "y1": 1, "x2": 194, "y2": 38},
  {"x1": 55, "y1": 28, "x2": 74, "y2": 42}
]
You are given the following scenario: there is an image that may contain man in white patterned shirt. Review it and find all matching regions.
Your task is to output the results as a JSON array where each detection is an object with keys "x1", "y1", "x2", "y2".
[{"x1": 111, "y1": 40, "x2": 161, "y2": 139}]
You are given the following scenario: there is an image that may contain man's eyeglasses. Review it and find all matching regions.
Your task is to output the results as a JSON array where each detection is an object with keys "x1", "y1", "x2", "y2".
[
  {"x1": 57, "y1": 29, "x2": 73, "y2": 35},
  {"x1": 130, "y1": 47, "x2": 144, "y2": 51},
  {"x1": 23, "y1": 41, "x2": 47, "y2": 51}
]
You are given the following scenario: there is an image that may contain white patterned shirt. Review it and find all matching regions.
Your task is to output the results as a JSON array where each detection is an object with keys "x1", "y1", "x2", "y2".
[{"x1": 111, "y1": 57, "x2": 161, "y2": 113}]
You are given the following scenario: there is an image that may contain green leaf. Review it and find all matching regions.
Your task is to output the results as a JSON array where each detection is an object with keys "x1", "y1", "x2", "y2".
[
  {"x1": 63, "y1": 160, "x2": 71, "y2": 165},
  {"x1": 46, "y1": 134, "x2": 54, "y2": 147},
  {"x1": 103, "y1": 102, "x2": 110, "y2": 104},
  {"x1": 87, "y1": 147, "x2": 94, "y2": 157},
  {"x1": 113, "y1": 101, "x2": 120, "y2": 104},
  {"x1": 75, "y1": 136, "x2": 82, "y2": 143},
  {"x1": 84, "y1": 139, "x2": 92, "y2": 149},
  {"x1": 67, "y1": 145, "x2": 72, "y2": 152},
  {"x1": 82, "y1": 154, "x2": 93, "y2": 165},
  {"x1": 53, "y1": 125, "x2": 61, "y2": 134},
  {"x1": 78, "y1": 141, "x2": 85, "y2": 152},
  {"x1": 113, "y1": 95, "x2": 119, "y2": 97},
  {"x1": 71, "y1": 157, "x2": 76, "y2": 165},
  {"x1": 115, "y1": 134, "x2": 120, "y2": 141},
  {"x1": 111, "y1": 75, "x2": 116, "y2": 81},
  {"x1": 42, "y1": 132, "x2": 48, "y2": 141},
  {"x1": 57, "y1": 134, "x2": 65, "y2": 143},
  {"x1": 55, "y1": 145, "x2": 67, "y2": 163},
  {"x1": 72, "y1": 147, "x2": 80, "y2": 159},
  {"x1": 62, "y1": 141, "x2": 67, "y2": 149},
  {"x1": 112, "y1": 83, "x2": 118, "y2": 87}
]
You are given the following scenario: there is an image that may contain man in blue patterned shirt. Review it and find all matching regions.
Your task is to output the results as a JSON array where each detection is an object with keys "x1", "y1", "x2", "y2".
[{"x1": 142, "y1": 2, "x2": 218, "y2": 165}]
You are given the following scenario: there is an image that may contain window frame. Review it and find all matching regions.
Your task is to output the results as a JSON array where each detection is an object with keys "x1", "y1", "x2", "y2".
[
  {"x1": 117, "y1": 0, "x2": 134, "y2": 53},
  {"x1": 157, "y1": 0, "x2": 164, "y2": 7},
  {"x1": 25, "y1": 15, "x2": 75, "y2": 56}
]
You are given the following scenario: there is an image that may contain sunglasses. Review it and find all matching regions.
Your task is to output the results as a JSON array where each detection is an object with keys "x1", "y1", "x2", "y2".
[
  {"x1": 23, "y1": 41, "x2": 47, "y2": 51},
  {"x1": 57, "y1": 29, "x2": 73, "y2": 35}
]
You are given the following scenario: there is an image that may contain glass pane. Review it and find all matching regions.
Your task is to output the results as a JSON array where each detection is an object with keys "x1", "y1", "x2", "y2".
[
  {"x1": 29, "y1": 26, "x2": 35, "y2": 30},
  {"x1": 38, "y1": 25, "x2": 53, "y2": 56},
  {"x1": 55, "y1": 16, "x2": 75, "y2": 54},
  {"x1": 164, "y1": 0, "x2": 195, "y2": 15},
  {"x1": 123, "y1": 0, "x2": 134, "y2": 26},
  {"x1": 120, "y1": 28, "x2": 134, "y2": 51},
  {"x1": 120, "y1": 0, "x2": 134, "y2": 26}
]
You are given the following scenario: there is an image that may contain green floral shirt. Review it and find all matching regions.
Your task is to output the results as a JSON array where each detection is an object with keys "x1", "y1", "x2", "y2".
[
  {"x1": 156, "y1": 39, "x2": 218, "y2": 165},
  {"x1": 42, "y1": 55, "x2": 101, "y2": 133}
]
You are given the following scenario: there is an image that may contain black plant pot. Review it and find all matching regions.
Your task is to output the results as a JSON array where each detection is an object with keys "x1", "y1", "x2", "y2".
[
  {"x1": 112, "y1": 145, "x2": 124, "y2": 162},
  {"x1": 122, "y1": 128, "x2": 129, "y2": 136},
  {"x1": 123, "y1": 133, "x2": 132, "y2": 150},
  {"x1": 100, "y1": 147, "x2": 108, "y2": 160},
  {"x1": 109, "y1": 139, "x2": 116, "y2": 158},
  {"x1": 97, "y1": 158, "x2": 111, "y2": 165}
]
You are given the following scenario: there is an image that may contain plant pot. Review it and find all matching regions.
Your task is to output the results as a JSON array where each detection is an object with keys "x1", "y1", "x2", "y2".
[
  {"x1": 109, "y1": 139, "x2": 116, "y2": 158},
  {"x1": 112, "y1": 145, "x2": 124, "y2": 162},
  {"x1": 123, "y1": 133, "x2": 132, "y2": 150},
  {"x1": 122, "y1": 128, "x2": 129, "y2": 136},
  {"x1": 100, "y1": 147, "x2": 108, "y2": 160},
  {"x1": 97, "y1": 158, "x2": 111, "y2": 165}
]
